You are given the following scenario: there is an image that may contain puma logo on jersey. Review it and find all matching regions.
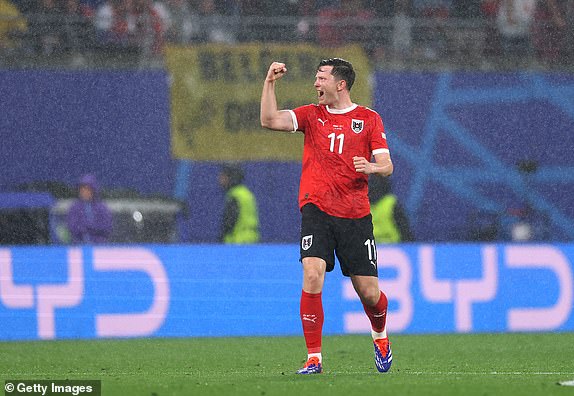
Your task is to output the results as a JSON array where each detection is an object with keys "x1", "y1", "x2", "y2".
[{"x1": 318, "y1": 118, "x2": 327, "y2": 126}]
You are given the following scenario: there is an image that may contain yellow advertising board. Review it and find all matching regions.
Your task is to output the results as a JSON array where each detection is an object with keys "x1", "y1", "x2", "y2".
[{"x1": 165, "y1": 44, "x2": 372, "y2": 161}]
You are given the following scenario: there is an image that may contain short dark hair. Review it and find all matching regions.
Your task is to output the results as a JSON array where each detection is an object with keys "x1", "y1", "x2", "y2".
[{"x1": 317, "y1": 58, "x2": 356, "y2": 91}]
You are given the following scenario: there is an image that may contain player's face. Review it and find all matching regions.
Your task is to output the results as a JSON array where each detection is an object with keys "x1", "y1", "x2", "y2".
[{"x1": 314, "y1": 66, "x2": 342, "y2": 106}]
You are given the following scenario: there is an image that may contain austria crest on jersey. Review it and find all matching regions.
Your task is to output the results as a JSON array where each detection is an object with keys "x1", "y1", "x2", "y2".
[{"x1": 351, "y1": 119, "x2": 364, "y2": 134}]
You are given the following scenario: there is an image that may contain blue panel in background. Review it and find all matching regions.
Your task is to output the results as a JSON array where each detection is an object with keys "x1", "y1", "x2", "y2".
[
  {"x1": 375, "y1": 72, "x2": 574, "y2": 242},
  {"x1": 0, "y1": 70, "x2": 174, "y2": 195}
]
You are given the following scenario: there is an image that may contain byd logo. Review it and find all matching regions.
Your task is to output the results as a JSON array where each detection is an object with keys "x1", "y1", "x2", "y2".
[
  {"x1": 344, "y1": 245, "x2": 573, "y2": 333},
  {"x1": 0, "y1": 248, "x2": 170, "y2": 339}
]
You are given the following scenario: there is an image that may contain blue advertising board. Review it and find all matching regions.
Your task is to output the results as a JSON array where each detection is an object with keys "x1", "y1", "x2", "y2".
[{"x1": 0, "y1": 244, "x2": 572, "y2": 340}]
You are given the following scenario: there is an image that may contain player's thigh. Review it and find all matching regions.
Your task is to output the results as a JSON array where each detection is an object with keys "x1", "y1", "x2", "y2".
[
  {"x1": 300, "y1": 204, "x2": 336, "y2": 272},
  {"x1": 334, "y1": 215, "x2": 378, "y2": 277}
]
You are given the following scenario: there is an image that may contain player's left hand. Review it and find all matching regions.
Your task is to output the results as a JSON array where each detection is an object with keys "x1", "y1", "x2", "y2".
[{"x1": 353, "y1": 156, "x2": 373, "y2": 174}]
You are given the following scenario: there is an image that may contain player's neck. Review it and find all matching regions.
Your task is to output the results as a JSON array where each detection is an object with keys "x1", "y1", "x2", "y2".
[
  {"x1": 328, "y1": 91, "x2": 353, "y2": 110},
  {"x1": 327, "y1": 98, "x2": 353, "y2": 111}
]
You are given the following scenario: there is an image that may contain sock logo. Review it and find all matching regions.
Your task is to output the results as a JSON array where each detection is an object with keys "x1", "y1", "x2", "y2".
[{"x1": 302, "y1": 314, "x2": 317, "y2": 323}]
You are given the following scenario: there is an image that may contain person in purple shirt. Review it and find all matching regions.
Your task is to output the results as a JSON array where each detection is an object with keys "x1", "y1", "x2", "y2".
[{"x1": 66, "y1": 174, "x2": 113, "y2": 244}]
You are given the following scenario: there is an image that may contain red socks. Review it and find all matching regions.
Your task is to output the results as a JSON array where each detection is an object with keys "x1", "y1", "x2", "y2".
[
  {"x1": 363, "y1": 291, "x2": 388, "y2": 333},
  {"x1": 300, "y1": 290, "x2": 324, "y2": 354},
  {"x1": 300, "y1": 290, "x2": 386, "y2": 354}
]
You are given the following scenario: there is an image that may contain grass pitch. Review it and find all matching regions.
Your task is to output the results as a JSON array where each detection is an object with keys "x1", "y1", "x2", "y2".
[{"x1": 1, "y1": 332, "x2": 573, "y2": 396}]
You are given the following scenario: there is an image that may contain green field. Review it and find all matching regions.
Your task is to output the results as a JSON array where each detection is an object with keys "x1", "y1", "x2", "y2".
[{"x1": 1, "y1": 333, "x2": 573, "y2": 396}]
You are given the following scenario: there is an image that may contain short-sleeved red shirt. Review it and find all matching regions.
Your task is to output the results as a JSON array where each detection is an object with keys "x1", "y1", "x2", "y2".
[{"x1": 290, "y1": 103, "x2": 389, "y2": 218}]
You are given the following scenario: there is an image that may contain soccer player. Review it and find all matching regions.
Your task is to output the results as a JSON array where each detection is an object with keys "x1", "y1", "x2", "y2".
[{"x1": 260, "y1": 58, "x2": 393, "y2": 374}]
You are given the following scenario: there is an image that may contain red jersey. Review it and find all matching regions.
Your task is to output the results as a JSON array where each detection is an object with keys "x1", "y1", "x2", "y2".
[{"x1": 290, "y1": 103, "x2": 389, "y2": 218}]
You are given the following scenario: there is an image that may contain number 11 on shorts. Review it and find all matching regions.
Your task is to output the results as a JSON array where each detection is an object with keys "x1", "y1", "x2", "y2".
[{"x1": 365, "y1": 239, "x2": 377, "y2": 262}]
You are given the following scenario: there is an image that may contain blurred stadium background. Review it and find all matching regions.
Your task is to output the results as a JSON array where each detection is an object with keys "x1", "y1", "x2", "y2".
[{"x1": 0, "y1": 0, "x2": 573, "y2": 371}]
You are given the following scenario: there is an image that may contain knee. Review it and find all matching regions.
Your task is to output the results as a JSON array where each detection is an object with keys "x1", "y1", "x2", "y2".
[
  {"x1": 303, "y1": 267, "x2": 323, "y2": 287},
  {"x1": 358, "y1": 286, "x2": 381, "y2": 307},
  {"x1": 302, "y1": 257, "x2": 326, "y2": 292}
]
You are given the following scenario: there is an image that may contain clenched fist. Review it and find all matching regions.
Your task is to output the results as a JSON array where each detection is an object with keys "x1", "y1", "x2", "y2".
[{"x1": 266, "y1": 62, "x2": 287, "y2": 82}]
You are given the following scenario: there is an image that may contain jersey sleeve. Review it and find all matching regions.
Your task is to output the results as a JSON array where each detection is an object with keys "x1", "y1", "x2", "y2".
[
  {"x1": 370, "y1": 112, "x2": 389, "y2": 155},
  {"x1": 291, "y1": 104, "x2": 315, "y2": 133}
]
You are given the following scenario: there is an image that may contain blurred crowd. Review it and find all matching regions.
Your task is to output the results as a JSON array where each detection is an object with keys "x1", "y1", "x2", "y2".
[{"x1": 0, "y1": 0, "x2": 572, "y2": 67}]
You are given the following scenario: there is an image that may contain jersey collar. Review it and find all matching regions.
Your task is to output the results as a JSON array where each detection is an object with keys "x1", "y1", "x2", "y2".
[{"x1": 326, "y1": 103, "x2": 357, "y2": 114}]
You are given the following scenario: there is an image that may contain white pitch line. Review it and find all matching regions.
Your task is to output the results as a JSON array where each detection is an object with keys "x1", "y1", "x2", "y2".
[
  {"x1": 403, "y1": 372, "x2": 574, "y2": 376},
  {"x1": 3, "y1": 371, "x2": 574, "y2": 377}
]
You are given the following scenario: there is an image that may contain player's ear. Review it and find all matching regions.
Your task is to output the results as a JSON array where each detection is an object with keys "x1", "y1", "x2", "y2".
[{"x1": 337, "y1": 79, "x2": 346, "y2": 91}]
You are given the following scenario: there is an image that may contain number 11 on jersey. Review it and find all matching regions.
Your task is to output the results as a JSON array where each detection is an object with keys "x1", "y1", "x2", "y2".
[{"x1": 328, "y1": 133, "x2": 344, "y2": 154}]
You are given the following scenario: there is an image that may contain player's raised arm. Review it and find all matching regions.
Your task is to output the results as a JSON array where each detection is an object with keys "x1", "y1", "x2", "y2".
[{"x1": 260, "y1": 62, "x2": 296, "y2": 132}]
